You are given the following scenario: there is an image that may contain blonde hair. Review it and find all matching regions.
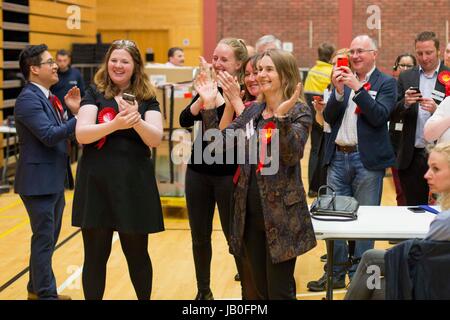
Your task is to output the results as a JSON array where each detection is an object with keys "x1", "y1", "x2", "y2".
[
  {"x1": 428, "y1": 142, "x2": 450, "y2": 210},
  {"x1": 259, "y1": 49, "x2": 306, "y2": 104},
  {"x1": 218, "y1": 38, "x2": 248, "y2": 82},
  {"x1": 94, "y1": 40, "x2": 156, "y2": 101}
]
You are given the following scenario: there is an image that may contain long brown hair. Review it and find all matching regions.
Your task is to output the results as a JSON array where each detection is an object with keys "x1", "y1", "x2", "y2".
[
  {"x1": 94, "y1": 40, "x2": 156, "y2": 100},
  {"x1": 259, "y1": 49, "x2": 306, "y2": 104}
]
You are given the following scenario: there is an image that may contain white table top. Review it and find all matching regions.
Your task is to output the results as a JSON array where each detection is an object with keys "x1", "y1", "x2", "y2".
[
  {"x1": 312, "y1": 206, "x2": 436, "y2": 240},
  {"x1": 0, "y1": 126, "x2": 16, "y2": 134}
]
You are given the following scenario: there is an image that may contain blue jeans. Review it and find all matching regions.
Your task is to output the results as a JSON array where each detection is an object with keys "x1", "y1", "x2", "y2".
[{"x1": 327, "y1": 150, "x2": 385, "y2": 279}]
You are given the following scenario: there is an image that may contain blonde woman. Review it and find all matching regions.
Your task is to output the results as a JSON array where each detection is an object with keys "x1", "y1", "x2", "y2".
[{"x1": 345, "y1": 142, "x2": 450, "y2": 300}]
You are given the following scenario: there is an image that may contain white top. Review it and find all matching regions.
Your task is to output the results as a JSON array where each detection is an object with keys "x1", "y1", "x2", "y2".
[
  {"x1": 334, "y1": 67, "x2": 376, "y2": 146},
  {"x1": 312, "y1": 205, "x2": 436, "y2": 240},
  {"x1": 424, "y1": 96, "x2": 450, "y2": 143}
]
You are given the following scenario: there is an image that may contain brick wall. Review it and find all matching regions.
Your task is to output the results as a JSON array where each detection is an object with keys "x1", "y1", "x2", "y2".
[{"x1": 216, "y1": 0, "x2": 450, "y2": 73}]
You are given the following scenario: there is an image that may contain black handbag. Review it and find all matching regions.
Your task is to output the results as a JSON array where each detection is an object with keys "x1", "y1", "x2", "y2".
[{"x1": 310, "y1": 185, "x2": 359, "y2": 221}]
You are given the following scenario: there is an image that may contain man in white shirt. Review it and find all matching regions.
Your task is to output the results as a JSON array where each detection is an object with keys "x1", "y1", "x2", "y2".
[
  {"x1": 165, "y1": 47, "x2": 185, "y2": 67},
  {"x1": 307, "y1": 35, "x2": 397, "y2": 292}
]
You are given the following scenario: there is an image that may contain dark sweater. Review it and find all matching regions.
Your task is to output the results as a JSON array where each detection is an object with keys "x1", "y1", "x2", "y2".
[{"x1": 179, "y1": 93, "x2": 237, "y2": 176}]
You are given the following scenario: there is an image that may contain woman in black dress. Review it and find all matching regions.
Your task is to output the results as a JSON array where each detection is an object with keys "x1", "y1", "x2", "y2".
[{"x1": 72, "y1": 40, "x2": 164, "y2": 300}]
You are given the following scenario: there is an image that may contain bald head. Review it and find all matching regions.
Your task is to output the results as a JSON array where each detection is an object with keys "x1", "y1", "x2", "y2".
[
  {"x1": 349, "y1": 35, "x2": 378, "y2": 77},
  {"x1": 352, "y1": 35, "x2": 378, "y2": 51}
]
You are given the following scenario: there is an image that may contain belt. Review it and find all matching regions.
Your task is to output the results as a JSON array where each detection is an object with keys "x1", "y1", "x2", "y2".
[{"x1": 336, "y1": 145, "x2": 358, "y2": 153}]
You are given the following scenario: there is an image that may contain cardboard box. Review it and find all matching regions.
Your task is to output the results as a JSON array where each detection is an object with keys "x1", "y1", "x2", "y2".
[{"x1": 145, "y1": 65, "x2": 197, "y2": 129}]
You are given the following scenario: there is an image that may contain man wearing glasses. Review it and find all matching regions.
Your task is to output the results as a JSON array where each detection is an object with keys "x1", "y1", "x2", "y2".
[
  {"x1": 15, "y1": 44, "x2": 80, "y2": 299},
  {"x1": 393, "y1": 31, "x2": 450, "y2": 206},
  {"x1": 307, "y1": 35, "x2": 397, "y2": 292}
]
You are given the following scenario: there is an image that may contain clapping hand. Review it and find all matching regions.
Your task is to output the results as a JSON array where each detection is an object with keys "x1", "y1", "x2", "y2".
[
  {"x1": 194, "y1": 74, "x2": 218, "y2": 109},
  {"x1": 64, "y1": 86, "x2": 81, "y2": 115},
  {"x1": 275, "y1": 82, "x2": 302, "y2": 117},
  {"x1": 217, "y1": 71, "x2": 242, "y2": 104}
]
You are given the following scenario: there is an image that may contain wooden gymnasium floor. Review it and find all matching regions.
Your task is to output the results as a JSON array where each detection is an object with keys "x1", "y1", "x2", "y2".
[{"x1": 0, "y1": 138, "x2": 396, "y2": 300}]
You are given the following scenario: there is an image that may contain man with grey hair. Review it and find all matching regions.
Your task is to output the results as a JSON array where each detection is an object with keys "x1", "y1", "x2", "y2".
[
  {"x1": 307, "y1": 35, "x2": 397, "y2": 292},
  {"x1": 255, "y1": 34, "x2": 282, "y2": 53}
]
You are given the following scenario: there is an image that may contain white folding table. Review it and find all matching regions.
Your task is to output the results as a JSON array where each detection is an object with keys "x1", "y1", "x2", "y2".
[{"x1": 311, "y1": 206, "x2": 436, "y2": 300}]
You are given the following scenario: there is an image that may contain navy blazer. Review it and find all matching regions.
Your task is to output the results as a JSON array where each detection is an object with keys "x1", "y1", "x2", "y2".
[
  {"x1": 323, "y1": 68, "x2": 397, "y2": 170},
  {"x1": 14, "y1": 83, "x2": 76, "y2": 196}
]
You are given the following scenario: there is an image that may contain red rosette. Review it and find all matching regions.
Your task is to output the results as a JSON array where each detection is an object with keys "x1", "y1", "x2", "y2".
[
  {"x1": 96, "y1": 107, "x2": 118, "y2": 150},
  {"x1": 355, "y1": 82, "x2": 371, "y2": 114},
  {"x1": 257, "y1": 121, "x2": 276, "y2": 173},
  {"x1": 446, "y1": 83, "x2": 450, "y2": 97},
  {"x1": 438, "y1": 71, "x2": 450, "y2": 87},
  {"x1": 261, "y1": 121, "x2": 276, "y2": 144}
]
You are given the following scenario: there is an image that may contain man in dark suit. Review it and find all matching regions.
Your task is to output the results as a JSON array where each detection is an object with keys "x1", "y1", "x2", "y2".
[
  {"x1": 394, "y1": 31, "x2": 450, "y2": 205},
  {"x1": 15, "y1": 44, "x2": 80, "y2": 300},
  {"x1": 307, "y1": 35, "x2": 397, "y2": 292}
]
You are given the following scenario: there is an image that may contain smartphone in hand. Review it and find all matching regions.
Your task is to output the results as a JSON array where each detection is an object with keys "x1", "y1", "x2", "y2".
[
  {"x1": 313, "y1": 95, "x2": 323, "y2": 102},
  {"x1": 122, "y1": 93, "x2": 136, "y2": 105},
  {"x1": 337, "y1": 56, "x2": 349, "y2": 68}
]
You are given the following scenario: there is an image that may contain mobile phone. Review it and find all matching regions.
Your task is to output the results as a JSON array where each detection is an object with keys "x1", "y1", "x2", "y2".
[
  {"x1": 337, "y1": 57, "x2": 349, "y2": 68},
  {"x1": 313, "y1": 95, "x2": 323, "y2": 102},
  {"x1": 409, "y1": 87, "x2": 421, "y2": 94},
  {"x1": 122, "y1": 93, "x2": 136, "y2": 104},
  {"x1": 407, "y1": 207, "x2": 426, "y2": 213}
]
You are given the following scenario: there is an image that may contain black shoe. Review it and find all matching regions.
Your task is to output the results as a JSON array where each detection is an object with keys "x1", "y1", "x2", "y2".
[
  {"x1": 307, "y1": 273, "x2": 346, "y2": 292},
  {"x1": 320, "y1": 254, "x2": 327, "y2": 262},
  {"x1": 308, "y1": 190, "x2": 318, "y2": 198},
  {"x1": 234, "y1": 273, "x2": 240, "y2": 281},
  {"x1": 195, "y1": 290, "x2": 214, "y2": 300}
]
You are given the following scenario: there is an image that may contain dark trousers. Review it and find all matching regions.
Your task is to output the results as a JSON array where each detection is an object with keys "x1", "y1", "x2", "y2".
[
  {"x1": 391, "y1": 167, "x2": 406, "y2": 206},
  {"x1": 242, "y1": 187, "x2": 297, "y2": 300},
  {"x1": 185, "y1": 168, "x2": 256, "y2": 298},
  {"x1": 398, "y1": 148, "x2": 429, "y2": 206},
  {"x1": 21, "y1": 192, "x2": 65, "y2": 300},
  {"x1": 185, "y1": 168, "x2": 234, "y2": 292},
  {"x1": 308, "y1": 122, "x2": 326, "y2": 193},
  {"x1": 81, "y1": 228, "x2": 152, "y2": 300}
]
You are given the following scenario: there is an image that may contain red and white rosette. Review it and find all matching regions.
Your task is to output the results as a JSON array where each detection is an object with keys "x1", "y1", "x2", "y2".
[
  {"x1": 96, "y1": 107, "x2": 117, "y2": 150},
  {"x1": 355, "y1": 82, "x2": 371, "y2": 114},
  {"x1": 438, "y1": 71, "x2": 450, "y2": 97},
  {"x1": 256, "y1": 121, "x2": 276, "y2": 173}
]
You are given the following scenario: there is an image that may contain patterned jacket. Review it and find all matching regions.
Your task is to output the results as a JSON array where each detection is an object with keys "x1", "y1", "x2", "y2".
[{"x1": 201, "y1": 102, "x2": 317, "y2": 263}]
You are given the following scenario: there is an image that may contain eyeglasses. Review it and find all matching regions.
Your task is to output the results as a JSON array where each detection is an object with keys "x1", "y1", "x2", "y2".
[
  {"x1": 397, "y1": 64, "x2": 414, "y2": 69},
  {"x1": 38, "y1": 59, "x2": 57, "y2": 66},
  {"x1": 113, "y1": 40, "x2": 136, "y2": 47},
  {"x1": 348, "y1": 49, "x2": 376, "y2": 56}
]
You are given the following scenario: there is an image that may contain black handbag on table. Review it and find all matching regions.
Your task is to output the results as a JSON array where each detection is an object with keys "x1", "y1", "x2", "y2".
[{"x1": 310, "y1": 185, "x2": 359, "y2": 221}]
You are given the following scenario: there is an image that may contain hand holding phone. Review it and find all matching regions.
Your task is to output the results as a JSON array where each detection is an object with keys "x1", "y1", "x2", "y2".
[
  {"x1": 337, "y1": 56, "x2": 349, "y2": 68},
  {"x1": 313, "y1": 95, "x2": 323, "y2": 102},
  {"x1": 122, "y1": 93, "x2": 136, "y2": 105},
  {"x1": 405, "y1": 87, "x2": 423, "y2": 106}
]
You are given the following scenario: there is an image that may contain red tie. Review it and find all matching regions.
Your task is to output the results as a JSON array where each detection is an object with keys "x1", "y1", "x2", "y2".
[{"x1": 49, "y1": 93, "x2": 64, "y2": 121}]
